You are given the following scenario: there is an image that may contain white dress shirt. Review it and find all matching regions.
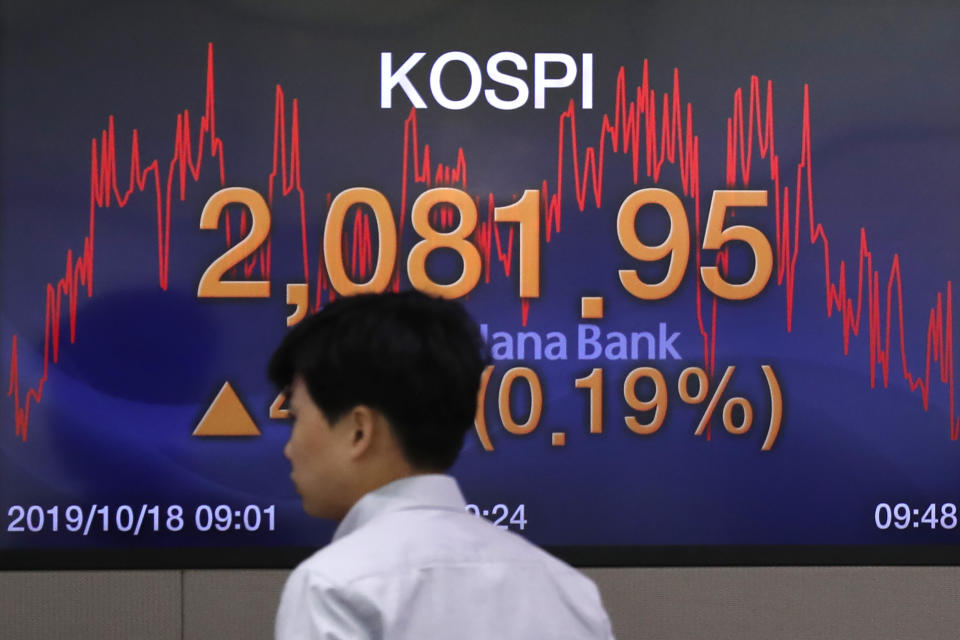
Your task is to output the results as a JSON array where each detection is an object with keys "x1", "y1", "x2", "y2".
[{"x1": 275, "y1": 474, "x2": 615, "y2": 639}]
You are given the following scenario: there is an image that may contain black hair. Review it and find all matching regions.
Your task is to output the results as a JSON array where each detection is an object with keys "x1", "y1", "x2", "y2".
[{"x1": 268, "y1": 290, "x2": 488, "y2": 471}]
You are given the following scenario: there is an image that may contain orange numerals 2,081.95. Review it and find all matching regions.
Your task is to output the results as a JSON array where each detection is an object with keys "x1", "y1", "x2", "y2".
[{"x1": 195, "y1": 185, "x2": 771, "y2": 303}]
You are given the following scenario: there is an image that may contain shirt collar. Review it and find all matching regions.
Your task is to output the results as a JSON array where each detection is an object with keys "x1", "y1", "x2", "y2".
[{"x1": 333, "y1": 474, "x2": 466, "y2": 541}]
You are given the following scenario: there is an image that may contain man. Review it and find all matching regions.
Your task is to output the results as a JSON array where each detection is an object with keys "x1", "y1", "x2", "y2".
[{"x1": 270, "y1": 291, "x2": 615, "y2": 639}]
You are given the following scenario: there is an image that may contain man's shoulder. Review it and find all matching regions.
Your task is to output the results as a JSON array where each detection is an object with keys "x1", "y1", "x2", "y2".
[
  {"x1": 298, "y1": 506, "x2": 590, "y2": 589},
  {"x1": 283, "y1": 507, "x2": 614, "y2": 639}
]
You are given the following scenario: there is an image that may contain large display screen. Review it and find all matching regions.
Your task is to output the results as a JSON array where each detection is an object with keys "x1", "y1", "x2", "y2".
[{"x1": 2, "y1": 1, "x2": 958, "y2": 568}]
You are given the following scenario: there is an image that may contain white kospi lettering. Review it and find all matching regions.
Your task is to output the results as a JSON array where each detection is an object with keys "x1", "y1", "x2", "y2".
[
  {"x1": 533, "y1": 53, "x2": 576, "y2": 109},
  {"x1": 429, "y1": 52, "x2": 483, "y2": 110},
  {"x1": 581, "y1": 53, "x2": 593, "y2": 109},
  {"x1": 380, "y1": 51, "x2": 594, "y2": 110},
  {"x1": 381, "y1": 52, "x2": 427, "y2": 109},
  {"x1": 484, "y1": 52, "x2": 528, "y2": 110}
]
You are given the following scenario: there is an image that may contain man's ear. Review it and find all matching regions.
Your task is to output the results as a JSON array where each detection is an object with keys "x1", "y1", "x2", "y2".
[{"x1": 344, "y1": 405, "x2": 378, "y2": 459}]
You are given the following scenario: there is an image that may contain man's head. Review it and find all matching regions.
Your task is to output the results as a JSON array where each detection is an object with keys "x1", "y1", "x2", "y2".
[{"x1": 268, "y1": 291, "x2": 486, "y2": 518}]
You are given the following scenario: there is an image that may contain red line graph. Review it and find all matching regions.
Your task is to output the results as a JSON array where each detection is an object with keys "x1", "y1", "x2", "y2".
[
  {"x1": 8, "y1": 43, "x2": 231, "y2": 440},
  {"x1": 6, "y1": 44, "x2": 957, "y2": 443},
  {"x1": 725, "y1": 80, "x2": 956, "y2": 440}
]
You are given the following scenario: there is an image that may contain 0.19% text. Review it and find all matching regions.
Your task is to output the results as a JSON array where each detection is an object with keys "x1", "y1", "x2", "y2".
[{"x1": 473, "y1": 364, "x2": 782, "y2": 452}]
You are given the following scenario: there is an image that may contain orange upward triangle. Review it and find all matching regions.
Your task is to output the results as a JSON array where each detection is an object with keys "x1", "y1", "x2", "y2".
[{"x1": 193, "y1": 381, "x2": 261, "y2": 436}]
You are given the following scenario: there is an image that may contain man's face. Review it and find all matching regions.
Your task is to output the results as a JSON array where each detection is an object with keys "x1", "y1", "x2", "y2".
[{"x1": 284, "y1": 377, "x2": 353, "y2": 519}]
